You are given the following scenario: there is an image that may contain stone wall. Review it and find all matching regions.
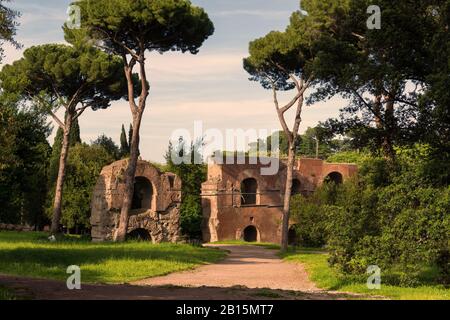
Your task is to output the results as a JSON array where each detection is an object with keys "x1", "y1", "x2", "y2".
[
  {"x1": 0, "y1": 224, "x2": 34, "y2": 232},
  {"x1": 90, "y1": 159, "x2": 182, "y2": 243},
  {"x1": 202, "y1": 157, "x2": 358, "y2": 243}
]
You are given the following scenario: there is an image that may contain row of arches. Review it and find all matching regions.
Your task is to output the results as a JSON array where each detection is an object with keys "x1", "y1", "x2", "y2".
[
  {"x1": 240, "y1": 171, "x2": 343, "y2": 206},
  {"x1": 129, "y1": 224, "x2": 298, "y2": 244},
  {"x1": 131, "y1": 172, "x2": 344, "y2": 210}
]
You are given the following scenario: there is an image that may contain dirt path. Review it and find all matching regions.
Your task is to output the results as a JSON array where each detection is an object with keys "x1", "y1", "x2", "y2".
[
  {"x1": 0, "y1": 245, "x2": 357, "y2": 300},
  {"x1": 135, "y1": 245, "x2": 319, "y2": 292}
]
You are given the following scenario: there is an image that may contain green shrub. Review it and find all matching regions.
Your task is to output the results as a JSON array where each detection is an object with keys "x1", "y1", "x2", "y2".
[
  {"x1": 292, "y1": 146, "x2": 450, "y2": 286},
  {"x1": 290, "y1": 194, "x2": 328, "y2": 247}
]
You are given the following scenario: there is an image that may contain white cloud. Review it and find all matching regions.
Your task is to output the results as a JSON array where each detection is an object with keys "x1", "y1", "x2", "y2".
[
  {"x1": 5, "y1": 0, "x2": 346, "y2": 164},
  {"x1": 146, "y1": 51, "x2": 246, "y2": 84},
  {"x1": 73, "y1": 94, "x2": 345, "y2": 163},
  {"x1": 19, "y1": 8, "x2": 66, "y2": 26}
]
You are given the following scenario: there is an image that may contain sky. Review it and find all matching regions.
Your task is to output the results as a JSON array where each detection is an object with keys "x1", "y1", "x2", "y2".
[{"x1": 2, "y1": 0, "x2": 345, "y2": 163}]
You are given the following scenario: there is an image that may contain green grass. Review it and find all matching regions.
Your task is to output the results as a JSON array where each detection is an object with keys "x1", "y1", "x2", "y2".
[
  {"x1": 282, "y1": 249, "x2": 450, "y2": 300},
  {"x1": 0, "y1": 286, "x2": 15, "y2": 300},
  {"x1": 0, "y1": 231, "x2": 226, "y2": 284}
]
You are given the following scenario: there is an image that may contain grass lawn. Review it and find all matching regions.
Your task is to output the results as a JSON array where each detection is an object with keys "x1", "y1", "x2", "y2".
[
  {"x1": 0, "y1": 231, "x2": 226, "y2": 284},
  {"x1": 0, "y1": 286, "x2": 15, "y2": 300},
  {"x1": 282, "y1": 249, "x2": 450, "y2": 300}
]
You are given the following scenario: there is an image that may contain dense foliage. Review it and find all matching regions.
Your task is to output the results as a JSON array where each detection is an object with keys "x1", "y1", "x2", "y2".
[
  {"x1": 70, "y1": 0, "x2": 214, "y2": 241},
  {"x1": 92, "y1": 134, "x2": 121, "y2": 161},
  {"x1": 291, "y1": 147, "x2": 450, "y2": 286},
  {"x1": 165, "y1": 139, "x2": 206, "y2": 240},
  {"x1": 265, "y1": 126, "x2": 350, "y2": 159},
  {"x1": 304, "y1": 0, "x2": 450, "y2": 163},
  {"x1": 0, "y1": 100, "x2": 50, "y2": 227},
  {"x1": 46, "y1": 129, "x2": 119, "y2": 233},
  {"x1": 0, "y1": 0, "x2": 20, "y2": 62},
  {"x1": 55, "y1": 144, "x2": 114, "y2": 233}
]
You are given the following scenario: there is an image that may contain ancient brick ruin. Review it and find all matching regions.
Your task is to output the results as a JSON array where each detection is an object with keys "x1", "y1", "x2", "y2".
[
  {"x1": 201, "y1": 158, "x2": 357, "y2": 244},
  {"x1": 90, "y1": 160, "x2": 182, "y2": 242},
  {"x1": 91, "y1": 157, "x2": 357, "y2": 244}
]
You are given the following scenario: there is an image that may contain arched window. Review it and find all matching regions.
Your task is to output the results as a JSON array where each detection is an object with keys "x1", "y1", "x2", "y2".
[
  {"x1": 132, "y1": 177, "x2": 153, "y2": 210},
  {"x1": 241, "y1": 178, "x2": 258, "y2": 206},
  {"x1": 243, "y1": 225, "x2": 258, "y2": 242},
  {"x1": 167, "y1": 175, "x2": 175, "y2": 189},
  {"x1": 291, "y1": 179, "x2": 302, "y2": 195},
  {"x1": 324, "y1": 172, "x2": 343, "y2": 185}
]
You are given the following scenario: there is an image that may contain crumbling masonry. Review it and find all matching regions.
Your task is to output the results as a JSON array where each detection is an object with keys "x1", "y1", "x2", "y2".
[
  {"x1": 201, "y1": 158, "x2": 357, "y2": 244},
  {"x1": 91, "y1": 157, "x2": 357, "y2": 244},
  {"x1": 90, "y1": 160, "x2": 181, "y2": 242}
]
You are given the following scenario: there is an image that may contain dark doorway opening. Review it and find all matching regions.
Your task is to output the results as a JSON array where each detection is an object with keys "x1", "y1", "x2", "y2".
[
  {"x1": 288, "y1": 225, "x2": 299, "y2": 246},
  {"x1": 127, "y1": 228, "x2": 151, "y2": 241},
  {"x1": 241, "y1": 178, "x2": 258, "y2": 205},
  {"x1": 132, "y1": 177, "x2": 153, "y2": 210},
  {"x1": 243, "y1": 225, "x2": 258, "y2": 242},
  {"x1": 291, "y1": 179, "x2": 302, "y2": 195},
  {"x1": 325, "y1": 172, "x2": 343, "y2": 185}
]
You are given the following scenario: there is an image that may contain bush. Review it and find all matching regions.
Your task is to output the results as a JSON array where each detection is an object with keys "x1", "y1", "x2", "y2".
[
  {"x1": 179, "y1": 194, "x2": 203, "y2": 239},
  {"x1": 292, "y1": 146, "x2": 450, "y2": 286},
  {"x1": 290, "y1": 194, "x2": 328, "y2": 247},
  {"x1": 46, "y1": 143, "x2": 114, "y2": 233}
]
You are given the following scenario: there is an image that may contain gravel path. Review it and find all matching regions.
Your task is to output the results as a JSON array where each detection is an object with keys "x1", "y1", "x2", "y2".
[{"x1": 134, "y1": 245, "x2": 319, "y2": 292}]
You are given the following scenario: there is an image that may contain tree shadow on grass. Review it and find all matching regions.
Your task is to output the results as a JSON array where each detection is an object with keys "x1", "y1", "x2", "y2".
[{"x1": 0, "y1": 244, "x2": 225, "y2": 283}]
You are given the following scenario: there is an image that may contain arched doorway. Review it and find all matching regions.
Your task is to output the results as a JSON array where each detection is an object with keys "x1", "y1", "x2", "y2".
[
  {"x1": 132, "y1": 177, "x2": 153, "y2": 210},
  {"x1": 243, "y1": 225, "x2": 258, "y2": 242},
  {"x1": 324, "y1": 172, "x2": 343, "y2": 185},
  {"x1": 288, "y1": 225, "x2": 299, "y2": 246},
  {"x1": 127, "y1": 228, "x2": 151, "y2": 241},
  {"x1": 291, "y1": 179, "x2": 302, "y2": 195},
  {"x1": 241, "y1": 178, "x2": 258, "y2": 205}
]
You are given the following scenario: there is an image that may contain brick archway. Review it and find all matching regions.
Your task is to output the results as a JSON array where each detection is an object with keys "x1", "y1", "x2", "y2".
[
  {"x1": 324, "y1": 171, "x2": 343, "y2": 184},
  {"x1": 243, "y1": 225, "x2": 258, "y2": 242}
]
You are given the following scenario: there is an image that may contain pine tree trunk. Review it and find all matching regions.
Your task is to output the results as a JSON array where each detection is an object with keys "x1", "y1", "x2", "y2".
[
  {"x1": 114, "y1": 52, "x2": 149, "y2": 242},
  {"x1": 383, "y1": 97, "x2": 396, "y2": 163},
  {"x1": 50, "y1": 119, "x2": 72, "y2": 234},
  {"x1": 281, "y1": 145, "x2": 295, "y2": 251},
  {"x1": 113, "y1": 112, "x2": 143, "y2": 241}
]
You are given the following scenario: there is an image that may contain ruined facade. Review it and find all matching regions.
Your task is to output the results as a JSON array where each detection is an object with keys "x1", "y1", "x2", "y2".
[
  {"x1": 91, "y1": 157, "x2": 357, "y2": 244},
  {"x1": 201, "y1": 158, "x2": 358, "y2": 244},
  {"x1": 90, "y1": 160, "x2": 181, "y2": 242}
]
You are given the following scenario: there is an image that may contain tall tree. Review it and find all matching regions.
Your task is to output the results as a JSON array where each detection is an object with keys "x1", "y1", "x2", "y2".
[
  {"x1": 0, "y1": 98, "x2": 51, "y2": 228},
  {"x1": 266, "y1": 131, "x2": 301, "y2": 156},
  {"x1": 244, "y1": 8, "x2": 318, "y2": 251},
  {"x1": 61, "y1": 143, "x2": 114, "y2": 234},
  {"x1": 165, "y1": 138, "x2": 206, "y2": 239},
  {"x1": 92, "y1": 134, "x2": 120, "y2": 160},
  {"x1": 307, "y1": 0, "x2": 443, "y2": 163},
  {"x1": 0, "y1": 0, "x2": 20, "y2": 63},
  {"x1": 127, "y1": 123, "x2": 140, "y2": 157},
  {"x1": 119, "y1": 124, "x2": 129, "y2": 157},
  {"x1": 298, "y1": 126, "x2": 344, "y2": 159},
  {"x1": 416, "y1": 1, "x2": 450, "y2": 161},
  {"x1": 0, "y1": 44, "x2": 127, "y2": 234},
  {"x1": 48, "y1": 118, "x2": 81, "y2": 184},
  {"x1": 73, "y1": 0, "x2": 214, "y2": 241}
]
